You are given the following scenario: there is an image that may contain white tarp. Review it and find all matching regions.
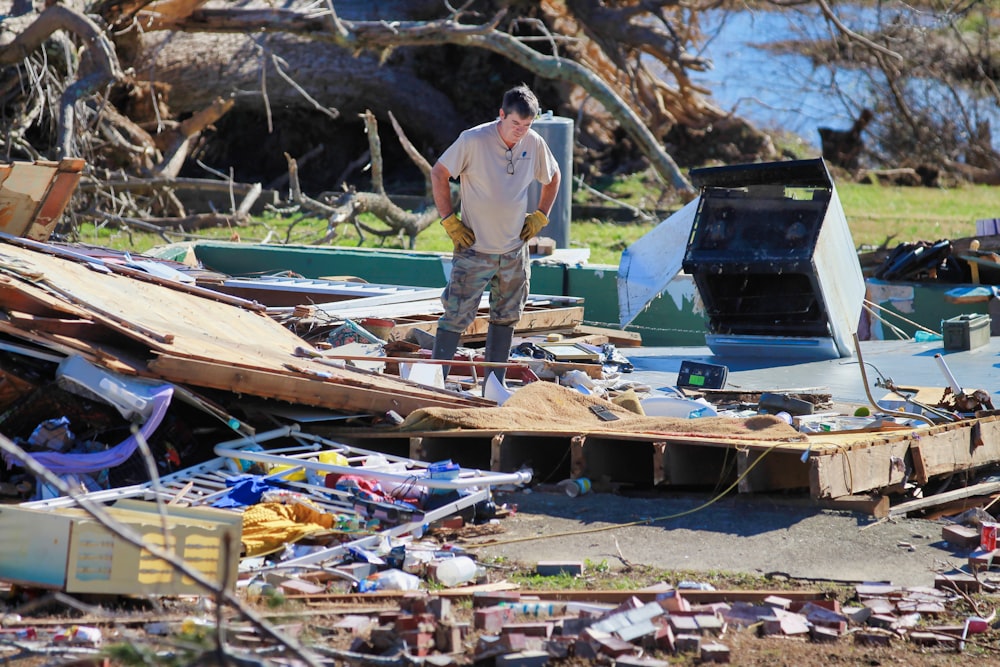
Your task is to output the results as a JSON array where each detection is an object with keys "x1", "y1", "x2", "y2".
[{"x1": 616, "y1": 197, "x2": 699, "y2": 327}]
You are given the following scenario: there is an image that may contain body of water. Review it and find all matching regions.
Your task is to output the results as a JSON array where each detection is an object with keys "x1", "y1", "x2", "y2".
[
  {"x1": 677, "y1": 5, "x2": 999, "y2": 154},
  {"x1": 689, "y1": 7, "x2": 871, "y2": 149}
]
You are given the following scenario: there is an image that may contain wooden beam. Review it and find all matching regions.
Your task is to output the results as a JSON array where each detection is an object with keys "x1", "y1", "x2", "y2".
[
  {"x1": 911, "y1": 417, "x2": 1000, "y2": 481},
  {"x1": 6, "y1": 311, "x2": 99, "y2": 338},
  {"x1": 888, "y1": 480, "x2": 1000, "y2": 518},
  {"x1": 818, "y1": 494, "x2": 890, "y2": 519},
  {"x1": 148, "y1": 354, "x2": 487, "y2": 416},
  {"x1": 572, "y1": 324, "x2": 643, "y2": 347},
  {"x1": 809, "y1": 436, "x2": 912, "y2": 498}
]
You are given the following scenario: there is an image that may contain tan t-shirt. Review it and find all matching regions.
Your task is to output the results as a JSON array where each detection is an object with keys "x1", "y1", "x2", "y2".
[{"x1": 438, "y1": 120, "x2": 559, "y2": 254}]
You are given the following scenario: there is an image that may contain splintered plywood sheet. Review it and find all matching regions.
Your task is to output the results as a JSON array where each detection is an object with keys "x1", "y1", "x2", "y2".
[
  {"x1": 0, "y1": 243, "x2": 310, "y2": 365},
  {"x1": 0, "y1": 243, "x2": 487, "y2": 408}
]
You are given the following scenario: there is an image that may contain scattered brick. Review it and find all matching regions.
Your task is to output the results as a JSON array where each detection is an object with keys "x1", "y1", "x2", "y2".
[
  {"x1": 474, "y1": 606, "x2": 517, "y2": 633},
  {"x1": 969, "y1": 547, "x2": 996, "y2": 570},
  {"x1": 910, "y1": 631, "x2": 957, "y2": 647},
  {"x1": 500, "y1": 632, "x2": 528, "y2": 652},
  {"x1": 763, "y1": 595, "x2": 792, "y2": 610},
  {"x1": 855, "y1": 630, "x2": 894, "y2": 647},
  {"x1": 594, "y1": 635, "x2": 638, "y2": 657},
  {"x1": 694, "y1": 613, "x2": 725, "y2": 635},
  {"x1": 398, "y1": 630, "x2": 435, "y2": 656},
  {"x1": 434, "y1": 622, "x2": 466, "y2": 654},
  {"x1": 572, "y1": 638, "x2": 599, "y2": 660},
  {"x1": 668, "y1": 615, "x2": 699, "y2": 635},
  {"x1": 656, "y1": 591, "x2": 690, "y2": 613},
  {"x1": 941, "y1": 523, "x2": 981, "y2": 549},
  {"x1": 700, "y1": 641, "x2": 731, "y2": 663},
  {"x1": 615, "y1": 619, "x2": 657, "y2": 643},
  {"x1": 495, "y1": 649, "x2": 551, "y2": 667},
  {"x1": 934, "y1": 572, "x2": 982, "y2": 593},
  {"x1": 502, "y1": 622, "x2": 554, "y2": 638},
  {"x1": 651, "y1": 621, "x2": 675, "y2": 652},
  {"x1": 614, "y1": 655, "x2": 671, "y2": 667},
  {"x1": 809, "y1": 625, "x2": 841, "y2": 643},
  {"x1": 867, "y1": 613, "x2": 898, "y2": 629},
  {"x1": 674, "y1": 633, "x2": 702, "y2": 654},
  {"x1": 427, "y1": 596, "x2": 452, "y2": 621},
  {"x1": 761, "y1": 611, "x2": 809, "y2": 637}
]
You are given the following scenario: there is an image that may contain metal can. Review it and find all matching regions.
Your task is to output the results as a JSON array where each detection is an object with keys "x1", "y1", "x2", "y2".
[
  {"x1": 981, "y1": 522, "x2": 997, "y2": 551},
  {"x1": 559, "y1": 477, "x2": 592, "y2": 497}
]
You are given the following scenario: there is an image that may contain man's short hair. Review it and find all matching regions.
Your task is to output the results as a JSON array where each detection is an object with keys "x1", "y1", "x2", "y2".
[{"x1": 502, "y1": 84, "x2": 540, "y2": 119}]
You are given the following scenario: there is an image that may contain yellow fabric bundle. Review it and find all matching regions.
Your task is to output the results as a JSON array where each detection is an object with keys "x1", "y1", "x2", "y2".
[{"x1": 240, "y1": 501, "x2": 335, "y2": 557}]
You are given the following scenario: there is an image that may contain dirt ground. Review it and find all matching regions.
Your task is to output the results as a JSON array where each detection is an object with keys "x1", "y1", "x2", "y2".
[
  {"x1": 459, "y1": 487, "x2": 993, "y2": 666},
  {"x1": 474, "y1": 487, "x2": 970, "y2": 588}
]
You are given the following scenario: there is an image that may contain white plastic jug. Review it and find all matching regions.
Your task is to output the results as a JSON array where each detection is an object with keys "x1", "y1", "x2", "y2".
[{"x1": 432, "y1": 556, "x2": 478, "y2": 587}]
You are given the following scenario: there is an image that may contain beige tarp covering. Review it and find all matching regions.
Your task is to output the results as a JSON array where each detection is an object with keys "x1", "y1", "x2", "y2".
[{"x1": 400, "y1": 382, "x2": 805, "y2": 442}]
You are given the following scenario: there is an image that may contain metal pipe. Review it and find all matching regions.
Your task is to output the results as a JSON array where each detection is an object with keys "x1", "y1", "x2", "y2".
[
  {"x1": 214, "y1": 427, "x2": 533, "y2": 490},
  {"x1": 853, "y1": 333, "x2": 935, "y2": 426}
]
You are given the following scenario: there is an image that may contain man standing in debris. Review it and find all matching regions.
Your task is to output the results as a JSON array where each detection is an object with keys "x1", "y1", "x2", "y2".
[{"x1": 430, "y1": 84, "x2": 561, "y2": 391}]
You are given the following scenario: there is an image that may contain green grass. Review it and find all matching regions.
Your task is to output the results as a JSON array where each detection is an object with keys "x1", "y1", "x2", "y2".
[
  {"x1": 836, "y1": 182, "x2": 998, "y2": 250},
  {"x1": 65, "y1": 178, "x2": 1000, "y2": 267}
]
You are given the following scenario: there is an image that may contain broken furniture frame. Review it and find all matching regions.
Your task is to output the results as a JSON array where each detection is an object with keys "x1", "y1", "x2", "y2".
[{"x1": 212, "y1": 425, "x2": 534, "y2": 491}]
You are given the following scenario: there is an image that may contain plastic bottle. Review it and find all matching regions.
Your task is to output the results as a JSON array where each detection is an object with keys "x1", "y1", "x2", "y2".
[
  {"x1": 432, "y1": 556, "x2": 478, "y2": 587},
  {"x1": 359, "y1": 568, "x2": 421, "y2": 592}
]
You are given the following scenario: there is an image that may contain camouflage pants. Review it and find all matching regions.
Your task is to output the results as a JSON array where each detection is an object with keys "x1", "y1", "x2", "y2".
[{"x1": 438, "y1": 246, "x2": 530, "y2": 333}]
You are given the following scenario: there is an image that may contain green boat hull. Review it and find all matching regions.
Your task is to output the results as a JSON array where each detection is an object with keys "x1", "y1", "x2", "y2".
[{"x1": 150, "y1": 241, "x2": 709, "y2": 346}]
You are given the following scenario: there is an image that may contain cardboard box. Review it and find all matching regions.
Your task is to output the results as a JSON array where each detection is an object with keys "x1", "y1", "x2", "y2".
[{"x1": 0, "y1": 499, "x2": 241, "y2": 595}]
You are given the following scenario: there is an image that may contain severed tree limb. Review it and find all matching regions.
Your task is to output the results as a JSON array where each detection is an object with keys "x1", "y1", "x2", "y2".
[
  {"x1": 266, "y1": 143, "x2": 325, "y2": 191},
  {"x1": 282, "y1": 108, "x2": 438, "y2": 249},
  {"x1": 0, "y1": 5, "x2": 125, "y2": 158},
  {"x1": 152, "y1": 95, "x2": 235, "y2": 178},
  {"x1": 161, "y1": 7, "x2": 695, "y2": 193},
  {"x1": 362, "y1": 109, "x2": 385, "y2": 197},
  {"x1": 388, "y1": 109, "x2": 433, "y2": 200}
]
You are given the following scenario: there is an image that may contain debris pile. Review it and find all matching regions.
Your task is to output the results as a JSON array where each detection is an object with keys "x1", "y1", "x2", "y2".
[{"x1": 0, "y1": 572, "x2": 988, "y2": 664}]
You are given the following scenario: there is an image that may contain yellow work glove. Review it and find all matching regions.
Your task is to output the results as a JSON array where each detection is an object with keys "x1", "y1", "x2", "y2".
[
  {"x1": 441, "y1": 213, "x2": 475, "y2": 250},
  {"x1": 520, "y1": 210, "x2": 549, "y2": 241}
]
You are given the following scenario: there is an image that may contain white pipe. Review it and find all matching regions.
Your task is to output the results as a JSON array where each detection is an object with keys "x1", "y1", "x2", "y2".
[{"x1": 934, "y1": 353, "x2": 964, "y2": 395}]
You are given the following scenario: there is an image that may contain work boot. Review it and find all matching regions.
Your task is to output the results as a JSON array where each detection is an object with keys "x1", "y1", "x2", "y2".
[
  {"x1": 483, "y1": 324, "x2": 515, "y2": 394},
  {"x1": 431, "y1": 328, "x2": 462, "y2": 379}
]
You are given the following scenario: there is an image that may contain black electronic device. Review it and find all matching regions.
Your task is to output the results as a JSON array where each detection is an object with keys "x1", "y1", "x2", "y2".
[{"x1": 676, "y1": 360, "x2": 729, "y2": 390}]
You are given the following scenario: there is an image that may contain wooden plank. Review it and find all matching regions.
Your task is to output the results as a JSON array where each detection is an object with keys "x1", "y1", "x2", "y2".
[
  {"x1": 572, "y1": 324, "x2": 643, "y2": 347},
  {"x1": 25, "y1": 159, "x2": 84, "y2": 241},
  {"x1": 364, "y1": 305, "x2": 585, "y2": 343},
  {"x1": 809, "y1": 437, "x2": 912, "y2": 498},
  {"x1": 888, "y1": 481, "x2": 1000, "y2": 518},
  {"x1": 0, "y1": 273, "x2": 94, "y2": 318},
  {"x1": 808, "y1": 417, "x2": 1000, "y2": 499},
  {"x1": 6, "y1": 311, "x2": 101, "y2": 338},
  {"x1": 911, "y1": 418, "x2": 1000, "y2": 481},
  {"x1": 818, "y1": 494, "x2": 890, "y2": 519},
  {"x1": 148, "y1": 354, "x2": 487, "y2": 416},
  {"x1": 0, "y1": 162, "x2": 57, "y2": 236}
]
